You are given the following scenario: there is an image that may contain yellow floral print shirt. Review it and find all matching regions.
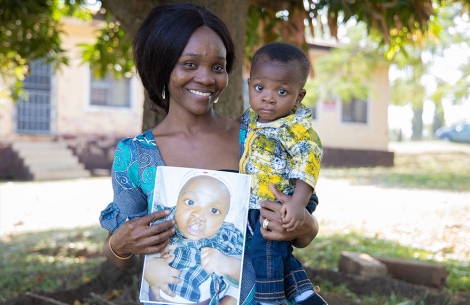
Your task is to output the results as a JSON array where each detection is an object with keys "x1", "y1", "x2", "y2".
[{"x1": 239, "y1": 104, "x2": 323, "y2": 209}]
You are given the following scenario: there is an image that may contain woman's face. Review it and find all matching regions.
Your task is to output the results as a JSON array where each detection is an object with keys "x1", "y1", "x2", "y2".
[
  {"x1": 175, "y1": 176, "x2": 230, "y2": 240},
  {"x1": 168, "y1": 26, "x2": 228, "y2": 115}
]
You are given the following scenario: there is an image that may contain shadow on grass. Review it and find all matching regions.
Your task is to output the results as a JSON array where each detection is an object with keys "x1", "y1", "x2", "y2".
[
  {"x1": 2, "y1": 226, "x2": 470, "y2": 304},
  {"x1": 0, "y1": 226, "x2": 107, "y2": 301}
]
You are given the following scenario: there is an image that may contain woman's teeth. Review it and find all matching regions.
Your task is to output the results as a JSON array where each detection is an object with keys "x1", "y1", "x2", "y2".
[{"x1": 189, "y1": 90, "x2": 211, "y2": 97}]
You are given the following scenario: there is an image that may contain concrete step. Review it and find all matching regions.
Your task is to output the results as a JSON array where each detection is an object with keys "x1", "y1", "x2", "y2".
[
  {"x1": 28, "y1": 160, "x2": 86, "y2": 172},
  {"x1": 21, "y1": 152, "x2": 78, "y2": 163},
  {"x1": 12, "y1": 142, "x2": 68, "y2": 150},
  {"x1": 33, "y1": 169, "x2": 91, "y2": 181},
  {"x1": 11, "y1": 141, "x2": 91, "y2": 181},
  {"x1": 19, "y1": 151, "x2": 77, "y2": 162}
]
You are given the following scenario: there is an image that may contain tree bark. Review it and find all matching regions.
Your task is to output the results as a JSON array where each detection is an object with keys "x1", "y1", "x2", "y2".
[
  {"x1": 101, "y1": 0, "x2": 248, "y2": 131},
  {"x1": 411, "y1": 106, "x2": 423, "y2": 141},
  {"x1": 207, "y1": 0, "x2": 248, "y2": 120},
  {"x1": 432, "y1": 102, "x2": 444, "y2": 134}
]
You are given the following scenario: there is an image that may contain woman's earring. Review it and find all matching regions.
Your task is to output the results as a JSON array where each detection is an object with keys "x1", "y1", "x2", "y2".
[
  {"x1": 162, "y1": 85, "x2": 166, "y2": 100},
  {"x1": 213, "y1": 98, "x2": 219, "y2": 104}
]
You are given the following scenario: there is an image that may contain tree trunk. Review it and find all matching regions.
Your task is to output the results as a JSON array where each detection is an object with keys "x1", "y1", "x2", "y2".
[
  {"x1": 432, "y1": 102, "x2": 445, "y2": 134},
  {"x1": 101, "y1": 0, "x2": 248, "y2": 131},
  {"x1": 207, "y1": 0, "x2": 248, "y2": 120},
  {"x1": 411, "y1": 106, "x2": 423, "y2": 141}
]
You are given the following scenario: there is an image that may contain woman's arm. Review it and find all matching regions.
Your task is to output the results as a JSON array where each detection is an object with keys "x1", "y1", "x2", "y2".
[
  {"x1": 103, "y1": 210, "x2": 176, "y2": 269},
  {"x1": 258, "y1": 183, "x2": 319, "y2": 248}
]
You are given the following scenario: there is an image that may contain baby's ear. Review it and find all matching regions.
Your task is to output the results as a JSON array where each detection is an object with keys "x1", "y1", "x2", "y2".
[{"x1": 295, "y1": 89, "x2": 307, "y2": 106}]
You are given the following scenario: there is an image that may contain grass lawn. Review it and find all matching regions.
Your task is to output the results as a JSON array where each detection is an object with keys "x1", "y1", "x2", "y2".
[
  {"x1": 320, "y1": 149, "x2": 470, "y2": 192},
  {"x1": 1, "y1": 141, "x2": 469, "y2": 303},
  {"x1": 295, "y1": 232, "x2": 470, "y2": 303},
  {"x1": 0, "y1": 227, "x2": 107, "y2": 302}
]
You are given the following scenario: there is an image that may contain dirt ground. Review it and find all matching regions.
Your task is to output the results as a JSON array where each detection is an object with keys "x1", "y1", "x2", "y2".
[{"x1": 1, "y1": 141, "x2": 470, "y2": 304}]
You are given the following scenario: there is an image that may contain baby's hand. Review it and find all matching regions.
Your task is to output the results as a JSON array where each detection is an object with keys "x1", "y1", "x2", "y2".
[
  {"x1": 159, "y1": 244, "x2": 176, "y2": 259},
  {"x1": 280, "y1": 201, "x2": 306, "y2": 232},
  {"x1": 201, "y1": 247, "x2": 227, "y2": 275},
  {"x1": 144, "y1": 256, "x2": 181, "y2": 299}
]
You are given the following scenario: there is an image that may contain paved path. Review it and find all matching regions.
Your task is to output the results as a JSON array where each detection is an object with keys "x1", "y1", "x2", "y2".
[
  {"x1": 314, "y1": 178, "x2": 470, "y2": 262},
  {"x1": 1, "y1": 175, "x2": 469, "y2": 262},
  {"x1": 0, "y1": 177, "x2": 113, "y2": 235}
]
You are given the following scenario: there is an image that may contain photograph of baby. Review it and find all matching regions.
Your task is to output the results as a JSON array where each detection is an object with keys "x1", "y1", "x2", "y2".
[{"x1": 140, "y1": 166, "x2": 251, "y2": 305}]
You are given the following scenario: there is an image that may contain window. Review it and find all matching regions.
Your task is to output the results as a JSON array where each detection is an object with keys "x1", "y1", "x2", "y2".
[
  {"x1": 342, "y1": 97, "x2": 367, "y2": 123},
  {"x1": 90, "y1": 74, "x2": 131, "y2": 107},
  {"x1": 16, "y1": 59, "x2": 53, "y2": 134}
]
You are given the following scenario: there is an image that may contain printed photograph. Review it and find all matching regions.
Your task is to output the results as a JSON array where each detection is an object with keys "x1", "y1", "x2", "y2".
[{"x1": 140, "y1": 166, "x2": 251, "y2": 305}]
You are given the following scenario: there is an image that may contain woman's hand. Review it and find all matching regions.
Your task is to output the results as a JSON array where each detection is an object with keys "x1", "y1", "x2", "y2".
[
  {"x1": 104, "y1": 210, "x2": 176, "y2": 269},
  {"x1": 259, "y1": 184, "x2": 319, "y2": 248},
  {"x1": 144, "y1": 256, "x2": 181, "y2": 300}
]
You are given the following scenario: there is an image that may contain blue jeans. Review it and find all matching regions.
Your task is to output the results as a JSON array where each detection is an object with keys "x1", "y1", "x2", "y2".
[{"x1": 248, "y1": 198, "x2": 316, "y2": 305}]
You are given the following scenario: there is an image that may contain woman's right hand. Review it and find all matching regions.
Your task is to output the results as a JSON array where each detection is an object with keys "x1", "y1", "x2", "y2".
[{"x1": 104, "y1": 210, "x2": 176, "y2": 269}]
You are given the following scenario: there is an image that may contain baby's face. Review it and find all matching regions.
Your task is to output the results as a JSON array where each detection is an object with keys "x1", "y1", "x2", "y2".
[
  {"x1": 248, "y1": 59, "x2": 305, "y2": 123},
  {"x1": 176, "y1": 176, "x2": 230, "y2": 240}
]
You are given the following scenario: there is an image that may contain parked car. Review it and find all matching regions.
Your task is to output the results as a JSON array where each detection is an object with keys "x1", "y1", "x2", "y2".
[{"x1": 434, "y1": 124, "x2": 470, "y2": 143}]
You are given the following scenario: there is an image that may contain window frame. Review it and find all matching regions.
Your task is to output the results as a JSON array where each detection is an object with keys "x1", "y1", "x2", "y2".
[
  {"x1": 85, "y1": 64, "x2": 136, "y2": 111},
  {"x1": 340, "y1": 97, "x2": 369, "y2": 124}
]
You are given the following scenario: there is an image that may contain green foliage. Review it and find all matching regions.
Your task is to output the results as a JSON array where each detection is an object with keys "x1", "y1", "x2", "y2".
[
  {"x1": 305, "y1": 0, "x2": 440, "y2": 59},
  {"x1": 390, "y1": 75, "x2": 426, "y2": 107},
  {"x1": 79, "y1": 20, "x2": 134, "y2": 79},
  {"x1": 245, "y1": 4, "x2": 299, "y2": 69},
  {"x1": 0, "y1": 0, "x2": 93, "y2": 100},
  {"x1": 302, "y1": 1, "x2": 468, "y2": 132},
  {"x1": 451, "y1": 62, "x2": 470, "y2": 102},
  {"x1": 388, "y1": 41, "x2": 427, "y2": 109},
  {"x1": 245, "y1": 6, "x2": 280, "y2": 56},
  {"x1": 303, "y1": 23, "x2": 383, "y2": 107},
  {"x1": 390, "y1": 4, "x2": 470, "y2": 126},
  {"x1": 3, "y1": 0, "x2": 470, "y2": 126}
]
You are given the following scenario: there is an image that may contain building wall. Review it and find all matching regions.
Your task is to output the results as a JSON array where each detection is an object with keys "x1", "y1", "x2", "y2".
[
  {"x1": 308, "y1": 45, "x2": 393, "y2": 166},
  {"x1": 0, "y1": 91, "x2": 15, "y2": 141},
  {"x1": 0, "y1": 17, "x2": 145, "y2": 175},
  {"x1": 310, "y1": 65, "x2": 390, "y2": 151},
  {"x1": 56, "y1": 17, "x2": 144, "y2": 139}
]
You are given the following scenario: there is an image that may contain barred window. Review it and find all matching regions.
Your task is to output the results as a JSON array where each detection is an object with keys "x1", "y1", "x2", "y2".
[{"x1": 16, "y1": 59, "x2": 52, "y2": 134}]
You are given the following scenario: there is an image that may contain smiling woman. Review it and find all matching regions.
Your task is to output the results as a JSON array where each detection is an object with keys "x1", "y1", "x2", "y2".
[
  {"x1": 98, "y1": 3, "x2": 320, "y2": 305},
  {"x1": 168, "y1": 26, "x2": 229, "y2": 116}
]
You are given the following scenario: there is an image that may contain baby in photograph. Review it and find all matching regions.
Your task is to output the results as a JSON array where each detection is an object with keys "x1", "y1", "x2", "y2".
[{"x1": 147, "y1": 171, "x2": 244, "y2": 304}]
